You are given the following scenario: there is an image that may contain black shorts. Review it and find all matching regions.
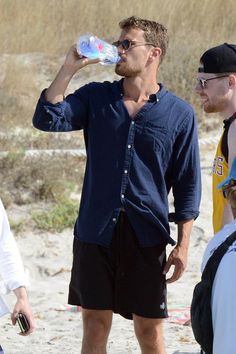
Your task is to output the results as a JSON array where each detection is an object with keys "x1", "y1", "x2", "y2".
[{"x1": 68, "y1": 211, "x2": 168, "y2": 320}]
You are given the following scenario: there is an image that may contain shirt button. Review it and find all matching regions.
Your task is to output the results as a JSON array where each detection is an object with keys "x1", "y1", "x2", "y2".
[
  {"x1": 128, "y1": 145, "x2": 131, "y2": 149},
  {"x1": 112, "y1": 218, "x2": 116, "y2": 222},
  {"x1": 121, "y1": 194, "x2": 125, "y2": 199},
  {"x1": 124, "y1": 170, "x2": 128, "y2": 174},
  {"x1": 131, "y1": 121, "x2": 135, "y2": 125}
]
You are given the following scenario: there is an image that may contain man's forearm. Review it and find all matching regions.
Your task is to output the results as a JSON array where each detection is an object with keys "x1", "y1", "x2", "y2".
[
  {"x1": 164, "y1": 218, "x2": 194, "y2": 283},
  {"x1": 177, "y1": 219, "x2": 194, "y2": 249},
  {"x1": 45, "y1": 44, "x2": 100, "y2": 104},
  {"x1": 13, "y1": 286, "x2": 28, "y2": 301},
  {"x1": 45, "y1": 64, "x2": 76, "y2": 104}
]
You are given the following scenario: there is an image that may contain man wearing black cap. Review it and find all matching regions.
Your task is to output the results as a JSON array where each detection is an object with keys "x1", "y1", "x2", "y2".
[{"x1": 195, "y1": 43, "x2": 236, "y2": 233}]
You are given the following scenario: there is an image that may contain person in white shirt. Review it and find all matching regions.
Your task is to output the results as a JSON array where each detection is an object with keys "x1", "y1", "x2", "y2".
[
  {"x1": 201, "y1": 158, "x2": 236, "y2": 354},
  {"x1": 0, "y1": 199, "x2": 34, "y2": 336}
]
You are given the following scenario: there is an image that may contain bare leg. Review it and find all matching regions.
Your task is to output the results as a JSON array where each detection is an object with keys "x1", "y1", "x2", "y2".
[
  {"x1": 81, "y1": 309, "x2": 113, "y2": 354},
  {"x1": 133, "y1": 314, "x2": 166, "y2": 354}
]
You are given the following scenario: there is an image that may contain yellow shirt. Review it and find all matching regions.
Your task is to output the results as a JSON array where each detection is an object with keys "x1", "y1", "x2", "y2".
[{"x1": 212, "y1": 133, "x2": 228, "y2": 233}]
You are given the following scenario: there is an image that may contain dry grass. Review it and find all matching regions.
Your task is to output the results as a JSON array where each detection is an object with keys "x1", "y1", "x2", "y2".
[
  {"x1": 0, "y1": 151, "x2": 85, "y2": 206},
  {"x1": 1, "y1": 0, "x2": 235, "y2": 54},
  {"x1": 1, "y1": 0, "x2": 236, "y2": 208}
]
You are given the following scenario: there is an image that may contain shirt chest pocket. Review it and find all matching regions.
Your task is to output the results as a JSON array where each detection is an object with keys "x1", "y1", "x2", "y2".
[{"x1": 143, "y1": 122, "x2": 172, "y2": 153}]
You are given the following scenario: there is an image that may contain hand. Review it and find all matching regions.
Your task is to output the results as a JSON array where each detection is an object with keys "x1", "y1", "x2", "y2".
[
  {"x1": 163, "y1": 245, "x2": 188, "y2": 284},
  {"x1": 223, "y1": 180, "x2": 236, "y2": 208},
  {"x1": 12, "y1": 287, "x2": 35, "y2": 336},
  {"x1": 63, "y1": 44, "x2": 100, "y2": 73}
]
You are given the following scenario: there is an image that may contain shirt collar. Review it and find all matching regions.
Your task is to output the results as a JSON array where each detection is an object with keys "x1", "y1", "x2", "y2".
[{"x1": 116, "y1": 79, "x2": 167, "y2": 102}]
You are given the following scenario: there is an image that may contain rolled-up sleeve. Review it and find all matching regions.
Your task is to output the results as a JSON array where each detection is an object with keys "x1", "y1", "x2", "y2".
[
  {"x1": 171, "y1": 111, "x2": 201, "y2": 222},
  {"x1": 32, "y1": 87, "x2": 89, "y2": 132},
  {"x1": 0, "y1": 200, "x2": 29, "y2": 293}
]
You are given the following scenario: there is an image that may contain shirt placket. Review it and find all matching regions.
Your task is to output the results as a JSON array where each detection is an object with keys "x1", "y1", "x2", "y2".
[{"x1": 120, "y1": 120, "x2": 136, "y2": 207}]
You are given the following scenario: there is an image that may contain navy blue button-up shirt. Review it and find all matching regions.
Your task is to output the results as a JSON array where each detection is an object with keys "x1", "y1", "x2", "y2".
[{"x1": 33, "y1": 80, "x2": 201, "y2": 247}]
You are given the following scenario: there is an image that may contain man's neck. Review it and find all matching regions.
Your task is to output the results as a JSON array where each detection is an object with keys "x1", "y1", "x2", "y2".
[
  {"x1": 123, "y1": 77, "x2": 159, "y2": 102},
  {"x1": 221, "y1": 108, "x2": 236, "y2": 120},
  {"x1": 220, "y1": 95, "x2": 236, "y2": 119}
]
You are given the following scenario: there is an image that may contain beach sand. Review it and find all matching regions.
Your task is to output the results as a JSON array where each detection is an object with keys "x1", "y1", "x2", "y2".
[{"x1": 0, "y1": 140, "x2": 216, "y2": 354}]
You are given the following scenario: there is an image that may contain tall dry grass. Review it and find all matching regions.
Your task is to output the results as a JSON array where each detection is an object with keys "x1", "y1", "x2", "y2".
[{"x1": 0, "y1": 0, "x2": 235, "y2": 54}]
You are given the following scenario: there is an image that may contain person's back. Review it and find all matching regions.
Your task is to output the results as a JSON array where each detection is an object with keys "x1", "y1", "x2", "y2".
[{"x1": 201, "y1": 160, "x2": 236, "y2": 354}]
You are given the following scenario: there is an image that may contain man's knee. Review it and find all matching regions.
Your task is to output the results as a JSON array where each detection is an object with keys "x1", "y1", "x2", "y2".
[
  {"x1": 82, "y1": 309, "x2": 112, "y2": 342},
  {"x1": 134, "y1": 316, "x2": 164, "y2": 348},
  {"x1": 136, "y1": 326, "x2": 163, "y2": 344}
]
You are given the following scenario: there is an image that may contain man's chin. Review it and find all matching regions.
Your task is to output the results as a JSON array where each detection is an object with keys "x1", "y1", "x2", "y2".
[
  {"x1": 115, "y1": 65, "x2": 126, "y2": 76},
  {"x1": 203, "y1": 104, "x2": 219, "y2": 114},
  {"x1": 203, "y1": 107, "x2": 212, "y2": 113},
  {"x1": 115, "y1": 65, "x2": 139, "y2": 78},
  {"x1": 202, "y1": 103, "x2": 213, "y2": 114}
]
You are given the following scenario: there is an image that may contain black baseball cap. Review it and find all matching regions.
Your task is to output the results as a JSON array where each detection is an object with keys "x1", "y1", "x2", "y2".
[{"x1": 198, "y1": 43, "x2": 236, "y2": 73}]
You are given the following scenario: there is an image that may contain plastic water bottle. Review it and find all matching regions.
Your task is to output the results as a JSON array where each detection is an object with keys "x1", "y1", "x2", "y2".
[
  {"x1": 76, "y1": 34, "x2": 120, "y2": 65},
  {"x1": 0, "y1": 345, "x2": 4, "y2": 354}
]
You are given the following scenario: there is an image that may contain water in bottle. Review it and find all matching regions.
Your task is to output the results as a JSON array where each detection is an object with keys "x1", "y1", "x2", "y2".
[{"x1": 76, "y1": 34, "x2": 120, "y2": 65}]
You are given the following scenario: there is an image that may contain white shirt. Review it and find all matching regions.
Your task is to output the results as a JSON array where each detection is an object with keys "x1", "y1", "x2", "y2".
[
  {"x1": 0, "y1": 199, "x2": 28, "y2": 294},
  {"x1": 201, "y1": 219, "x2": 236, "y2": 354}
]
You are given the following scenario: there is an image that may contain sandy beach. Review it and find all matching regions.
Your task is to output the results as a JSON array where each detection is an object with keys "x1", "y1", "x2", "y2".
[{"x1": 0, "y1": 138, "x2": 216, "y2": 354}]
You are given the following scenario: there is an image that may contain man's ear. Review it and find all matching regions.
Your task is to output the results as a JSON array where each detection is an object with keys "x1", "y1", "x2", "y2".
[
  {"x1": 228, "y1": 73, "x2": 236, "y2": 88},
  {"x1": 149, "y1": 47, "x2": 162, "y2": 62}
]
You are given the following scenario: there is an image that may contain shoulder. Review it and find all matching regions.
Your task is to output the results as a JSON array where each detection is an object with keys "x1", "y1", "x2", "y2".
[
  {"x1": 202, "y1": 220, "x2": 236, "y2": 271},
  {"x1": 72, "y1": 80, "x2": 120, "y2": 100},
  {"x1": 75, "y1": 80, "x2": 119, "y2": 92},
  {"x1": 0, "y1": 199, "x2": 6, "y2": 220},
  {"x1": 159, "y1": 86, "x2": 196, "y2": 131},
  {"x1": 228, "y1": 118, "x2": 236, "y2": 159},
  {"x1": 228, "y1": 118, "x2": 236, "y2": 135},
  {"x1": 160, "y1": 85, "x2": 195, "y2": 115}
]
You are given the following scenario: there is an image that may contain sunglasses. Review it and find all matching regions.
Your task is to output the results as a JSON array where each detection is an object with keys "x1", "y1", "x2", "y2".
[
  {"x1": 112, "y1": 39, "x2": 155, "y2": 51},
  {"x1": 196, "y1": 75, "x2": 229, "y2": 89}
]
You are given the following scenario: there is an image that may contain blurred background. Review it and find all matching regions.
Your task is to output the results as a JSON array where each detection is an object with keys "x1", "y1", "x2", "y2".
[{"x1": 0, "y1": 0, "x2": 235, "y2": 230}]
